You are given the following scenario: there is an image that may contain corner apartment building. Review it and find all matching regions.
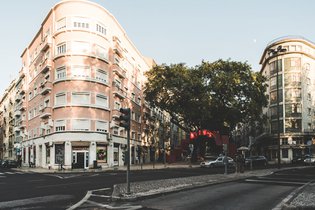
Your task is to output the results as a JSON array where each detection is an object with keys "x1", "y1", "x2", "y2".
[
  {"x1": 14, "y1": 0, "x2": 154, "y2": 169},
  {"x1": 259, "y1": 36, "x2": 315, "y2": 163}
]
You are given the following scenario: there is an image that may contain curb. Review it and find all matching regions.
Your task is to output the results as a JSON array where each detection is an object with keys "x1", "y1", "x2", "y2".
[{"x1": 111, "y1": 173, "x2": 264, "y2": 202}]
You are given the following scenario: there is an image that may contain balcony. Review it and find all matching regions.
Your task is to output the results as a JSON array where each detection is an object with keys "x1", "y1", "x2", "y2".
[
  {"x1": 112, "y1": 86, "x2": 126, "y2": 99},
  {"x1": 19, "y1": 120, "x2": 26, "y2": 129},
  {"x1": 40, "y1": 82, "x2": 52, "y2": 95},
  {"x1": 19, "y1": 102, "x2": 26, "y2": 111},
  {"x1": 113, "y1": 43, "x2": 124, "y2": 58},
  {"x1": 40, "y1": 59, "x2": 52, "y2": 74},
  {"x1": 113, "y1": 65, "x2": 126, "y2": 78},
  {"x1": 40, "y1": 107, "x2": 52, "y2": 119},
  {"x1": 14, "y1": 110, "x2": 21, "y2": 117},
  {"x1": 40, "y1": 36, "x2": 52, "y2": 52},
  {"x1": 14, "y1": 127, "x2": 20, "y2": 132},
  {"x1": 112, "y1": 110, "x2": 121, "y2": 119},
  {"x1": 15, "y1": 94, "x2": 22, "y2": 102}
]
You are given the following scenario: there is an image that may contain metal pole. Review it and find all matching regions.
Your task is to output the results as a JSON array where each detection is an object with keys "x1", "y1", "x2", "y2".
[
  {"x1": 126, "y1": 128, "x2": 130, "y2": 194},
  {"x1": 276, "y1": 54, "x2": 281, "y2": 169}
]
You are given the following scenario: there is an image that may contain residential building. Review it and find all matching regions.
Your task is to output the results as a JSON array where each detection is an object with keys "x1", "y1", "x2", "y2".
[
  {"x1": 13, "y1": 0, "x2": 154, "y2": 169},
  {"x1": 0, "y1": 80, "x2": 16, "y2": 160},
  {"x1": 259, "y1": 36, "x2": 315, "y2": 163}
]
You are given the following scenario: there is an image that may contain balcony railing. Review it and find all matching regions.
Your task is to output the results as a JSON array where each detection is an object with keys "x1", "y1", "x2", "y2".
[
  {"x1": 112, "y1": 86, "x2": 126, "y2": 99},
  {"x1": 40, "y1": 58, "x2": 52, "y2": 74},
  {"x1": 40, "y1": 107, "x2": 52, "y2": 119},
  {"x1": 40, "y1": 82, "x2": 52, "y2": 95}
]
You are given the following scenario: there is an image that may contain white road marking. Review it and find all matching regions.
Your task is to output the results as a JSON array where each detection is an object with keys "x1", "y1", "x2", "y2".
[
  {"x1": 4, "y1": 172, "x2": 14, "y2": 175},
  {"x1": 0, "y1": 195, "x2": 73, "y2": 208},
  {"x1": 66, "y1": 190, "x2": 92, "y2": 210},
  {"x1": 245, "y1": 179, "x2": 307, "y2": 185}
]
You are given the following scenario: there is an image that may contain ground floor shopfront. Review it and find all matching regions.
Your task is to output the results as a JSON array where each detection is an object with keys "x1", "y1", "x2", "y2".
[{"x1": 20, "y1": 132, "x2": 151, "y2": 169}]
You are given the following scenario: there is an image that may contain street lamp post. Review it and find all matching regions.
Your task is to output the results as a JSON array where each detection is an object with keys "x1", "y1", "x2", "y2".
[{"x1": 269, "y1": 45, "x2": 287, "y2": 169}]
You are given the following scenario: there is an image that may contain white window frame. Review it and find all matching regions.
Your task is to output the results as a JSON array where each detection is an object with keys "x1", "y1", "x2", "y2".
[
  {"x1": 56, "y1": 18, "x2": 66, "y2": 31},
  {"x1": 72, "y1": 119, "x2": 90, "y2": 131},
  {"x1": 95, "y1": 69, "x2": 108, "y2": 83},
  {"x1": 95, "y1": 94, "x2": 108, "y2": 108},
  {"x1": 55, "y1": 66, "x2": 66, "y2": 80},
  {"x1": 55, "y1": 92, "x2": 66, "y2": 106},
  {"x1": 71, "y1": 65, "x2": 91, "y2": 78},
  {"x1": 71, "y1": 92, "x2": 90, "y2": 105},
  {"x1": 96, "y1": 120, "x2": 108, "y2": 133},
  {"x1": 55, "y1": 120, "x2": 66, "y2": 132},
  {"x1": 56, "y1": 42, "x2": 67, "y2": 55}
]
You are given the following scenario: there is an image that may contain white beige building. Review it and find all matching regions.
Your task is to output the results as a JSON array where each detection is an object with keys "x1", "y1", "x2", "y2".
[
  {"x1": 14, "y1": 0, "x2": 154, "y2": 169},
  {"x1": 259, "y1": 36, "x2": 315, "y2": 163},
  {"x1": 0, "y1": 80, "x2": 16, "y2": 160}
]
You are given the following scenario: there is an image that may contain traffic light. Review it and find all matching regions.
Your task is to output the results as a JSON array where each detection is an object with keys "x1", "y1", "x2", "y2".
[{"x1": 119, "y1": 108, "x2": 131, "y2": 130}]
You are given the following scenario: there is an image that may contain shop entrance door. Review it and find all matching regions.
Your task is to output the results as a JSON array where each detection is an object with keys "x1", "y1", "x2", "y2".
[
  {"x1": 72, "y1": 151, "x2": 89, "y2": 169},
  {"x1": 77, "y1": 152, "x2": 84, "y2": 168}
]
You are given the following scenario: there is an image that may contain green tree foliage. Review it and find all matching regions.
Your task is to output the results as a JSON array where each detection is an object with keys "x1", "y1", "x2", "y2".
[{"x1": 144, "y1": 59, "x2": 268, "y2": 133}]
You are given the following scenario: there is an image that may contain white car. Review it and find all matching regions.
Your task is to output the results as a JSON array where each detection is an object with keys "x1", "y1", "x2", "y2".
[
  {"x1": 200, "y1": 156, "x2": 234, "y2": 168},
  {"x1": 304, "y1": 156, "x2": 315, "y2": 165}
]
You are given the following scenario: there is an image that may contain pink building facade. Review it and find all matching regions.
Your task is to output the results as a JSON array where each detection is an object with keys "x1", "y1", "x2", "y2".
[{"x1": 16, "y1": 0, "x2": 152, "y2": 169}]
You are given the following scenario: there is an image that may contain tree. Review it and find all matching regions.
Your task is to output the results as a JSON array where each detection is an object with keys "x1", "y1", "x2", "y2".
[{"x1": 144, "y1": 59, "x2": 268, "y2": 134}]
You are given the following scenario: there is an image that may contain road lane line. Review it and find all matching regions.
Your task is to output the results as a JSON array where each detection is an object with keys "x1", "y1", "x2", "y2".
[
  {"x1": 245, "y1": 179, "x2": 307, "y2": 185},
  {"x1": 4, "y1": 172, "x2": 14, "y2": 175},
  {"x1": 66, "y1": 190, "x2": 92, "y2": 210}
]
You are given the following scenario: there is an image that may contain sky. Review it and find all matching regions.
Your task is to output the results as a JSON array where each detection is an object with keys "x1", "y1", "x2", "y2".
[{"x1": 0, "y1": 0, "x2": 315, "y2": 95}]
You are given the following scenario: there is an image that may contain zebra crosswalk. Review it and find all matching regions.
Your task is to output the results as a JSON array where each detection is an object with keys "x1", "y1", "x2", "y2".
[{"x1": 0, "y1": 171, "x2": 34, "y2": 176}]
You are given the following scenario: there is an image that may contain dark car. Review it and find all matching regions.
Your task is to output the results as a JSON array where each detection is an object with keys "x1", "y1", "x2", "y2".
[
  {"x1": 1, "y1": 160, "x2": 18, "y2": 168},
  {"x1": 245, "y1": 156, "x2": 268, "y2": 167}
]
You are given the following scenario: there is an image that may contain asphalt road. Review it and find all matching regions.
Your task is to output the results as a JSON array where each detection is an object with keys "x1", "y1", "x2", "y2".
[
  {"x1": 135, "y1": 167, "x2": 315, "y2": 210},
  {"x1": 0, "y1": 166, "x2": 233, "y2": 209},
  {"x1": 0, "y1": 165, "x2": 312, "y2": 209}
]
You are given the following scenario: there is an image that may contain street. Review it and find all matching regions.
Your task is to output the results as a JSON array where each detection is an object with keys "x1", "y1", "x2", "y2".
[
  {"x1": 0, "y1": 166, "x2": 313, "y2": 209},
  {"x1": 134, "y1": 167, "x2": 315, "y2": 210},
  {"x1": 0, "y1": 166, "x2": 232, "y2": 209}
]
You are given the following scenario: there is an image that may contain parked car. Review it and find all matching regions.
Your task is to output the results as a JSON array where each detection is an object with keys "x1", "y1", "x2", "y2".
[
  {"x1": 1, "y1": 160, "x2": 18, "y2": 168},
  {"x1": 200, "y1": 156, "x2": 234, "y2": 168},
  {"x1": 292, "y1": 154, "x2": 310, "y2": 164},
  {"x1": 245, "y1": 156, "x2": 268, "y2": 167},
  {"x1": 304, "y1": 156, "x2": 315, "y2": 165}
]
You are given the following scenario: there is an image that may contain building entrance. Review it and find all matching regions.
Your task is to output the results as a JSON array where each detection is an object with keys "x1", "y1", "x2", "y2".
[{"x1": 72, "y1": 151, "x2": 89, "y2": 169}]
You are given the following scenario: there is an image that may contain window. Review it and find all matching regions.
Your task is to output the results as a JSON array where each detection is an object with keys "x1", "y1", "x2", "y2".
[
  {"x1": 72, "y1": 41, "x2": 90, "y2": 54},
  {"x1": 96, "y1": 69, "x2": 108, "y2": 83},
  {"x1": 95, "y1": 45, "x2": 108, "y2": 60},
  {"x1": 55, "y1": 120, "x2": 66, "y2": 131},
  {"x1": 56, "y1": 43, "x2": 67, "y2": 55},
  {"x1": 96, "y1": 121, "x2": 108, "y2": 132},
  {"x1": 114, "y1": 101, "x2": 121, "y2": 110},
  {"x1": 72, "y1": 92, "x2": 90, "y2": 105},
  {"x1": 96, "y1": 94, "x2": 108, "y2": 107},
  {"x1": 56, "y1": 18, "x2": 66, "y2": 30},
  {"x1": 72, "y1": 17, "x2": 89, "y2": 29},
  {"x1": 96, "y1": 23, "x2": 106, "y2": 35},
  {"x1": 71, "y1": 65, "x2": 90, "y2": 78},
  {"x1": 72, "y1": 119, "x2": 90, "y2": 131},
  {"x1": 55, "y1": 93, "x2": 66, "y2": 106},
  {"x1": 56, "y1": 66, "x2": 66, "y2": 80}
]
